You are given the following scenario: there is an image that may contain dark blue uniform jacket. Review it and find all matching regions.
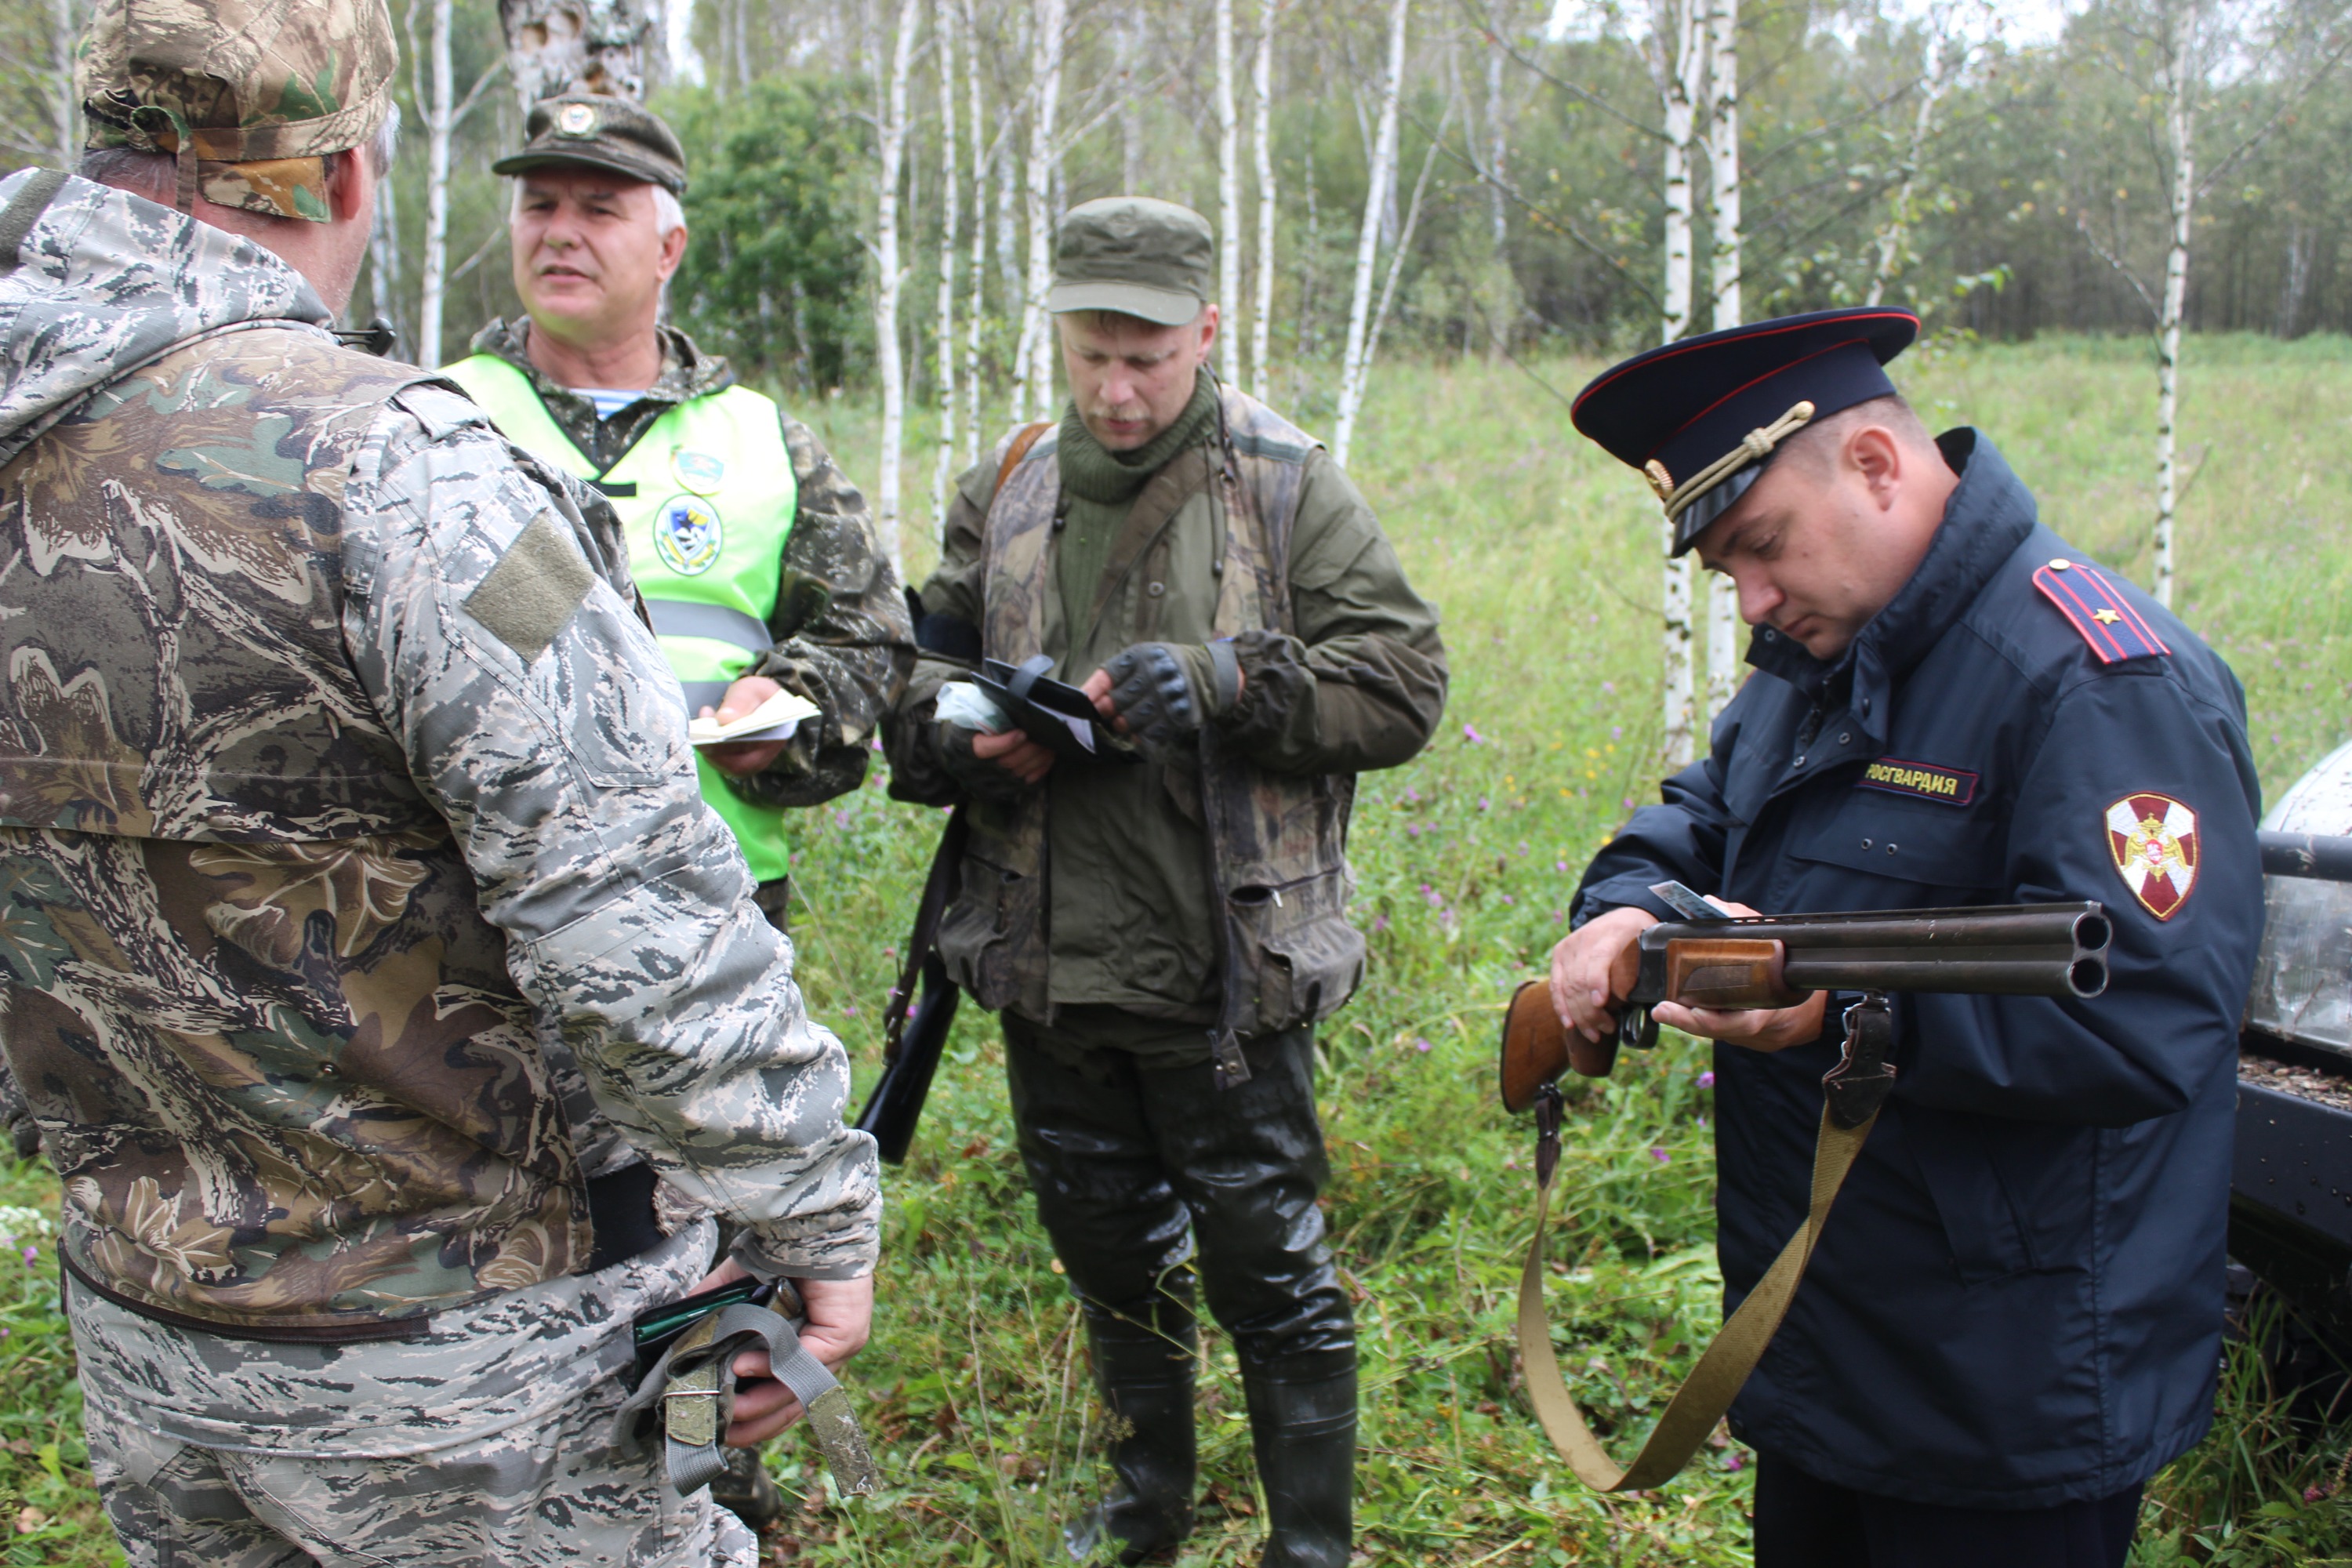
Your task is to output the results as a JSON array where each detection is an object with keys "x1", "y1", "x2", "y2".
[{"x1": 1575, "y1": 432, "x2": 2263, "y2": 1508}]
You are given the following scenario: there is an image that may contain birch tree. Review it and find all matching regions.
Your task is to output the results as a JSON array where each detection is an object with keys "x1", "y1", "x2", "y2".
[
  {"x1": 1702, "y1": 0, "x2": 1740, "y2": 724},
  {"x1": 415, "y1": 0, "x2": 503, "y2": 365},
  {"x1": 2076, "y1": 0, "x2": 2351, "y2": 608},
  {"x1": 871, "y1": 0, "x2": 920, "y2": 577},
  {"x1": 499, "y1": 0, "x2": 655, "y2": 109},
  {"x1": 1649, "y1": 0, "x2": 1707, "y2": 764},
  {"x1": 1334, "y1": 0, "x2": 1408, "y2": 467},
  {"x1": 1214, "y1": 0, "x2": 1243, "y2": 384},
  {"x1": 1010, "y1": 0, "x2": 1067, "y2": 424},
  {"x1": 931, "y1": 0, "x2": 961, "y2": 532},
  {"x1": 1250, "y1": 0, "x2": 1277, "y2": 399},
  {"x1": 1866, "y1": 2, "x2": 1976, "y2": 307},
  {"x1": 964, "y1": 0, "x2": 989, "y2": 464}
]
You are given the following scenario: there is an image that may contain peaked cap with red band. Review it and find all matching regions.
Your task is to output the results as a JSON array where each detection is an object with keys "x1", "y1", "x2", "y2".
[{"x1": 1572, "y1": 307, "x2": 1922, "y2": 554}]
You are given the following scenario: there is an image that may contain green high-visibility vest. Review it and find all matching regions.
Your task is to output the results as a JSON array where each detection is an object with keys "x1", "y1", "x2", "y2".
[{"x1": 443, "y1": 352, "x2": 800, "y2": 884}]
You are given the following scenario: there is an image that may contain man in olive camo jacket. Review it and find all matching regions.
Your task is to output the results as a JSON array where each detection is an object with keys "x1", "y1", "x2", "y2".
[{"x1": 0, "y1": 1, "x2": 876, "y2": 1562}]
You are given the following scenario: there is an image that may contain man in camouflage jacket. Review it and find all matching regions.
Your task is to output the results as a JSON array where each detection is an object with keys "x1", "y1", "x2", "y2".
[
  {"x1": 443, "y1": 93, "x2": 912, "y2": 936},
  {"x1": 0, "y1": 3, "x2": 876, "y2": 1563},
  {"x1": 884, "y1": 198, "x2": 1446, "y2": 1568}
]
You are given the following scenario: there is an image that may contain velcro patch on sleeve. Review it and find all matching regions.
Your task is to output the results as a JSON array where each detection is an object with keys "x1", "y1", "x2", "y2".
[
  {"x1": 463, "y1": 508, "x2": 596, "y2": 665},
  {"x1": 2033, "y1": 558, "x2": 2171, "y2": 664},
  {"x1": 1857, "y1": 757, "x2": 1979, "y2": 806}
]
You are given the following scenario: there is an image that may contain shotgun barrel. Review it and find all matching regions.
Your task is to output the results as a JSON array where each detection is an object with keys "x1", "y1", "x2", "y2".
[{"x1": 1500, "y1": 901, "x2": 2111, "y2": 1113}]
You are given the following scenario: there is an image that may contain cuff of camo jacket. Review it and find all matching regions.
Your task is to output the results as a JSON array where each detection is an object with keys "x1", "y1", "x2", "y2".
[
  {"x1": 728, "y1": 1210, "x2": 882, "y2": 1283},
  {"x1": 1214, "y1": 628, "x2": 1308, "y2": 746}
]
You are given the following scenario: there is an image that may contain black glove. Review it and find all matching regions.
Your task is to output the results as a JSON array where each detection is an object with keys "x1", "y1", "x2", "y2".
[
  {"x1": 1100, "y1": 641, "x2": 1240, "y2": 758},
  {"x1": 934, "y1": 718, "x2": 1040, "y2": 804}
]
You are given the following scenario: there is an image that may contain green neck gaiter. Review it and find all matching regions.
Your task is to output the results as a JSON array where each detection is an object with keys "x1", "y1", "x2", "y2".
[{"x1": 1057, "y1": 371, "x2": 1221, "y2": 506}]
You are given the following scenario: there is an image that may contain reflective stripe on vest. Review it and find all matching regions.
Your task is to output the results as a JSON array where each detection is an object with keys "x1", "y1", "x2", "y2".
[{"x1": 443, "y1": 353, "x2": 800, "y2": 884}]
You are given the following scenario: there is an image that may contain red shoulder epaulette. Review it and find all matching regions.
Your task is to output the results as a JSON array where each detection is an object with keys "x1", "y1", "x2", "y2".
[{"x1": 2032, "y1": 557, "x2": 2170, "y2": 664}]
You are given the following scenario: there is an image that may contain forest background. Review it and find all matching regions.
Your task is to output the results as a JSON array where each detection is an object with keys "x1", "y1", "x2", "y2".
[{"x1": 2, "y1": 0, "x2": 2352, "y2": 1563}]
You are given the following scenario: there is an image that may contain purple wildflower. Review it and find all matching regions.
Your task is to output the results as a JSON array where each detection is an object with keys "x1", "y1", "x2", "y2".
[
  {"x1": 19, "y1": 1247, "x2": 32, "y2": 1263},
  {"x1": 1501, "y1": 894, "x2": 1516, "y2": 906},
  {"x1": 841, "y1": 1003, "x2": 859, "y2": 1018},
  {"x1": 1555, "y1": 860, "x2": 1568, "y2": 873},
  {"x1": 1650, "y1": 1147, "x2": 1671, "y2": 1164},
  {"x1": 1601, "y1": 681, "x2": 1615, "y2": 694},
  {"x1": 1620, "y1": 797, "x2": 1636, "y2": 810},
  {"x1": 1723, "y1": 1453, "x2": 1746, "y2": 1473},
  {"x1": 1610, "y1": 725, "x2": 1622, "y2": 739},
  {"x1": 1463, "y1": 722, "x2": 1484, "y2": 743},
  {"x1": 1371, "y1": 913, "x2": 1391, "y2": 933},
  {"x1": 1698, "y1": 1071, "x2": 1716, "y2": 1090},
  {"x1": 1478, "y1": 796, "x2": 1490, "y2": 811},
  {"x1": 1414, "y1": 1038, "x2": 1433, "y2": 1053}
]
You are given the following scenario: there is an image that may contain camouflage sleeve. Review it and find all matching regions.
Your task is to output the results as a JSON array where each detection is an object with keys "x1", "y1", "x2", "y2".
[
  {"x1": 726, "y1": 412, "x2": 915, "y2": 811},
  {"x1": 337, "y1": 383, "x2": 880, "y2": 1280},
  {"x1": 881, "y1": 453, "x2": 995, "y2": 808},
  {"x1": 1217, "y1": 448, "x2": 1450, "y2": 775}
]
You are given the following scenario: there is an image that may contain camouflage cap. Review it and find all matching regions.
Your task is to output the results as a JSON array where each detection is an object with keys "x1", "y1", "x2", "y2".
[
  {"x1": 493, "y1": 93, "x2": 688, "y2": 198},
  {"x1": 1047, "y1": 197, "x2": 1214, "y2": 327},
  {"x1": 78, "y1": 0, "x2": 397, "y2": 223}
]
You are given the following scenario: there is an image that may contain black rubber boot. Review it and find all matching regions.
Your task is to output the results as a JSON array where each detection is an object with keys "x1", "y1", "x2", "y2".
[
  {"x1": 1064, "y1": 1295, "x2": 1200, "y2": 1565},
  {"x1": 709, "y1": 1443, "x2": 785, "y2": 1531},
  {"x1": 1243, "y1": 1356, "x2": 1357, "y2": 1568}
]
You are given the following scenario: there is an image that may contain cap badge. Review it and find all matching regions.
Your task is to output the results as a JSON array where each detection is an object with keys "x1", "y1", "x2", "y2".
[
  {"x1": 1643, "y1": 460, "x2": 1675, "y2": 502},
  {"x1": 557, "y1": 103, "x2": 597, "y2": 137},
  {"x1": 2107, "y1": 793, "x2": 2198, "y2": 920}
]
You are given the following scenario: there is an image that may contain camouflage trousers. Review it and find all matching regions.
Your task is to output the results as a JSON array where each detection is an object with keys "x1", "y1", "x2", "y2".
[{"x1": 72, "y1": 1219, "x2": 757, "y2": 1568}]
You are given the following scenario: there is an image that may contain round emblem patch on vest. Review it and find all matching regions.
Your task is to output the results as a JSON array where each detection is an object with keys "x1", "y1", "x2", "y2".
[
  {"x1": 653, "y1": 495, "x2": 725, "y2": 576},
  {"x1": 2106, "y1": 793, "x2": 2198, "y2": 920},
  {"x1": 672, "y1": 447, "x2": 728, "y2": 495},
  {"x1": 557, "y1": 103, "x2": 597, "y2": 137}
]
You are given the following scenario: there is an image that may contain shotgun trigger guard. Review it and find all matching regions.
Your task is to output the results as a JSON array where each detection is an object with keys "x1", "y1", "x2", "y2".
[
  {"x1": 1823, "y1": 991, "x2": 1897, "y2": 1130},
  {"x1": 1534, "y1": 1084, "x2": 1564, "y2": 1188},
  {"x1": 1616, "y1": 1004, "x2": 1661, "y2": 1052}
]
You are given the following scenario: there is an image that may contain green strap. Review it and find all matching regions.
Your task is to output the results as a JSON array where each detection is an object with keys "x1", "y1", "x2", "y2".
[{"x1": 1515, "y1": 1101, "x2": 1876, "y2": 1491}]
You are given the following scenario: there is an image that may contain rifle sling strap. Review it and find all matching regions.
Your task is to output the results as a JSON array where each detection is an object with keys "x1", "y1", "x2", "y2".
[{"x1": 1515, "y1": 996, "x2": 1893, "y2": 1492}]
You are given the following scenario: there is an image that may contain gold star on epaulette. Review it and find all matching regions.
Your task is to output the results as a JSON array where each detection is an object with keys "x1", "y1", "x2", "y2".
[{"x1": 2092, "y1": 608, "x2": 2122, "y2": 625}]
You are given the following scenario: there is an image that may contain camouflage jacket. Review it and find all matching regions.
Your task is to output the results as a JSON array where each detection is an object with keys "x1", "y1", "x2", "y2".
[
  {"x1": 886, "y1": 386, "x2": 1447, "y2": 1060},
  {"x1": 464, "y1": 318, "x2": 913, "y2": 810},
  {"x1": 0, "y1": 170, "x2": 877, "y2": 1336}
]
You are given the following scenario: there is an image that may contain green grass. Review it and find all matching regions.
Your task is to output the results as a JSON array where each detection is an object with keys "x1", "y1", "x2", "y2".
[{"x1": 10, "y1": 334, "x2": 2352, "y2": 1564}]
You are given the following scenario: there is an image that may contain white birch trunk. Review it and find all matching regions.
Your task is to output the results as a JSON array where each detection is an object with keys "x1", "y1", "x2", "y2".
[
  {"x1": 49, "y1": 0, "x2": 77, "y2": 170},
  {"x1": 665, "y1": 0, "x2": 706, "y2": 88},
  {"x1": 1334, "y1": 0, "x2": 1407, "y2": 468},
  {"x1": 1866, "y1": 12, "x2": 1958, "y2": 307},
  {"x1": 931, "y1": 0, "x2": 961, "y2": 535},
  {"x1": 964, "y1": 0, "x2": 988, "y2": 464},
  {"x1": 1662, "y1": 517, "x2": 1697, "y2": 768},
  {"x1": 2153, "y1": 9, "x2": 2194, "y2": 611},
  {"x1": 1116, "y1": 13, "x2": 1142, "y2": 191},
  {"x1": 1704, "y1": 0, "x2": 1740, "y2": 332},
  {"x1": 1656, "y1": 0, "x2": 1704, "y2": 343},
  {"x1": 1701, "y1": 0, "x2": 1740, "y2": 724},
  {"x1": 419, "y1": 0, "x2": 456, "y2": 366},
  {"x1": 1011, "y1": 0, "x2": 1065, "y2": 423},
  {"x1": 1214, "y1": 0, "x2": 1242, "y2": 384},
  {"x1": 500, "y1": 0, "x2": 655, "y2": 109},
  {"x1": 368, "y1": 166, "x2": 409, "y2": 350},
  {"x1": 1486, "y1": 37, "x2": 1507, "y2": 249},
  {"x1": 873, "y1": 0, "x2": 920, "y2": 579},
  {"x1": 1653, "y1": 0, "x2": 1704, "y2": 764},
  {"x1": 1250, "y1": 0, "x2": 1277, "y2": 401}
]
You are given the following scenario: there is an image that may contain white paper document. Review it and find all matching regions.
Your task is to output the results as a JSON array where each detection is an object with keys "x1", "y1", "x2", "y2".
[{"x1": 688, "y1": 688, "x2": 821, "y2": 746}]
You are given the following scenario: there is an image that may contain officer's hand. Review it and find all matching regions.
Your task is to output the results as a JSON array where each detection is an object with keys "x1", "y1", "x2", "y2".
[
  {"x1": 699, "y1": 675, "x2": 792, "y2": 777},
  {"x1": 1649, "y1": 899, "x2": 1829, "y2": 1052},
  {"x1": 1548, "y1": 905, "x2": 1657, "y2": 1044},
  {"x1": 972, "y1": 726, "x2": 1055, "y2": 783}
]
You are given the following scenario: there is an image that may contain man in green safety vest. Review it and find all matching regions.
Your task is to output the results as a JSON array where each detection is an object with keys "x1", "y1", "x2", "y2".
[
  {"x1": 445, "y1": 93, "x2": 912, "y2": 938},
  {"x1": 445, "y1": 93, "x2": 911, "y2": 1528}
]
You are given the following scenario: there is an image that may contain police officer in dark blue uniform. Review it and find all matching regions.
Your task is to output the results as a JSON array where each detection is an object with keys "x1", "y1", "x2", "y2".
[{"x1": 1546, "y1": 307, "x2": 2264, "y2": 1567}]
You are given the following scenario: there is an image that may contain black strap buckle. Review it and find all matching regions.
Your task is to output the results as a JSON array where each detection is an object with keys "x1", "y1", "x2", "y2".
[
  {"x1": 1534, "y1": 1083, "x2": 1564, "y2": 1188},
  {"x1": 1823, "y1": 991, "x2": 1898, "y2": 1130}
]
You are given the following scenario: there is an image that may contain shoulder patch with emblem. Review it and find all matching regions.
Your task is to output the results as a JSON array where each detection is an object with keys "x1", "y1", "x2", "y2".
[
  {"x1": 2106, "y1": 792, "x2": 2198, "y2": 920},
  {"x1": 2034, "y1": 557, "x2": 2171, "y2": 664}
]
